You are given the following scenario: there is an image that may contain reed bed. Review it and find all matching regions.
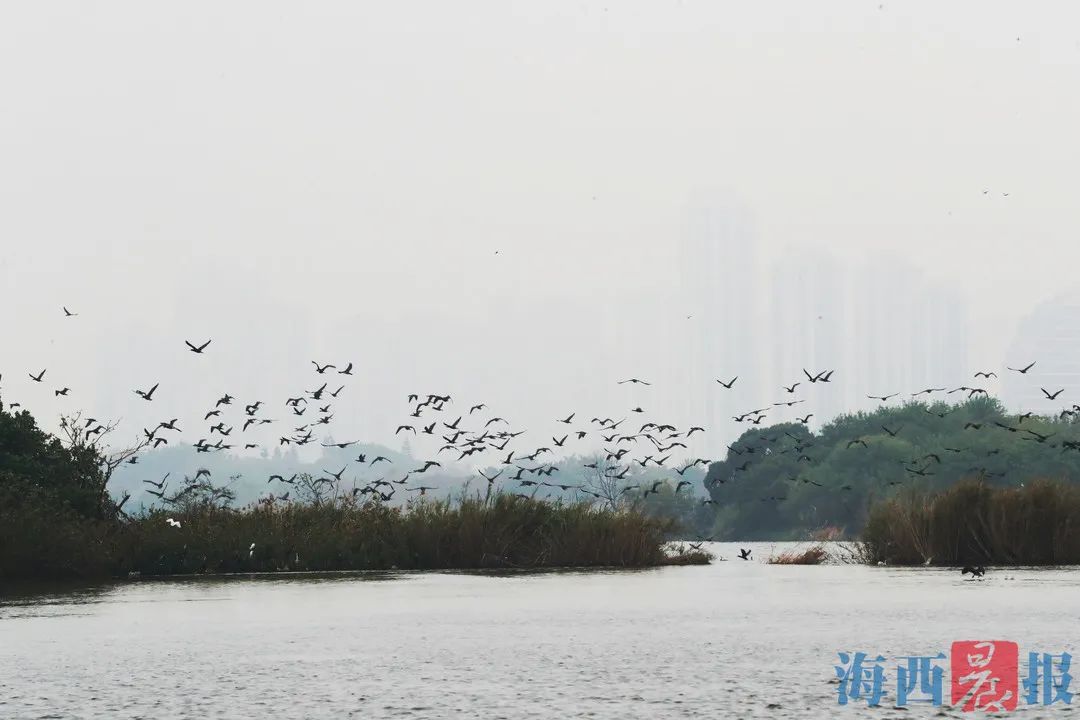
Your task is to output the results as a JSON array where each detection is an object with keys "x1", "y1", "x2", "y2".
[
  {"x1": 861, "y1": 478, "x2": 1080, "y2": 566},
  {"x1": 766, "y1": 544, "x2": 830, "y2": 565},
  {"x1": 76, "y1": 493, "x2": 696, "y2": 578}
]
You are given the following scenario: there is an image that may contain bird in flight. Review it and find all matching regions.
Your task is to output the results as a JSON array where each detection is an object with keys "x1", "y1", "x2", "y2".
[
  {"x1": 737, "y1": 548, "x2": 752, "y2": 561},
  {"x1": 142, "y1": 473, "x2": 169, "y2": 490},
  {"x1": 134, "y1": 383, "x2": 159, "y2": 401},
  {"x1": 716, "y1": 376, "x2": 737, "y2": 389},
  {"x1": 1042, "y1": 388, "x2": 1065, "y2": 400},
  {"x1": 867, "y1": 393, "x2": 898, "y2": 402},
  {"x1": 338, "y1": 362, "x2": 354, "y2": 375},
  {"x1": 1008, "y1": 361, "x2": 1036, "y2": 374},
  {"x1": 618, "y1": 378, "x2": 651, "y2": 385},
  {"x1": 974, "y1": 371, "x2": 997, "y2": 379},
  {"x1": 55, "y1": 387, "x2": 70, "y2": 397},
  {"x1": 558, "y1": 413, "x2": 575, "y2": 424},
  {"x1": 63, "y1": 306, "x2": 77, "y2": 317},
  {"x1": 185, "y1": 339, "x2": 211, "y2": 354},
  {"x1": 29, "y1": 369, "x2": 46, "y2": 382}
]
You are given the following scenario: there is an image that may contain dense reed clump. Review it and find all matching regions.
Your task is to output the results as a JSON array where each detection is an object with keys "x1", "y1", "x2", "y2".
[
  {"x1": 862, "y1": 477, "x2": 1080, "y2": 566},
  {"x1": 766, "y1": 544, "x2": 829, "y2": 565},
  {"x1": 74, "y1": 492, "x2": 692, "y2": 578}
]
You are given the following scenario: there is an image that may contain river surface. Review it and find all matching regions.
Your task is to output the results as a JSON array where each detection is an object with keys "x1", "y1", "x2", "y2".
[{"x1": 2, "y1": 542, "x2": 1077, "y2": 719}]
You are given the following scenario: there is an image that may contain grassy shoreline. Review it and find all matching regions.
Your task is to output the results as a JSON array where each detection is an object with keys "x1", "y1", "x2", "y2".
[
  {"x1": 862, "y1": 478, "x2": 1080, "y2": 566},
  {"x1": 2, "y1": 492, "x2": 707, "y2": 583}
]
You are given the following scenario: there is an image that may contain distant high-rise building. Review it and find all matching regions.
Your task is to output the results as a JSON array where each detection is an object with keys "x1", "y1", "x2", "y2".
[
  {"x1": 768, "y1": 250, "x2": 847, "y2": 425},
  {"x1": 1001, "y1": 293, "x2": 1080, "y2": 413},
  {"x1": 679, "y1": 200, "x2": 760, "y2": 453},
  {"x1": 849, "y1": 260, "x2": 968, "y2": 416}
]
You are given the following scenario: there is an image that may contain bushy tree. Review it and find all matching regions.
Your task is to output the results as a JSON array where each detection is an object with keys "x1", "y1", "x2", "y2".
[{"x1": 703, "y1": 397, "x2": 1080, "y2": 539}]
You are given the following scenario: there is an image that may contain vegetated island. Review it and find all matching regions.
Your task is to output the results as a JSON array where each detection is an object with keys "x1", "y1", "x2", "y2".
[{"x1": 0, "y1": 402, "x2": 707, "y2": 584}]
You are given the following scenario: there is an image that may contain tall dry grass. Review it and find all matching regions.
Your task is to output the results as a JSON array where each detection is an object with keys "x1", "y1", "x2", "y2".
[
  {"x1": 114, "y1": 492, "x2": 683, "y2": 576},
  {"x1": 767, "y1": 544, "x2": 829, "y2": 565},
  {"x1": 862, "y1": 478, "x2": 1080, "y2": 566}
]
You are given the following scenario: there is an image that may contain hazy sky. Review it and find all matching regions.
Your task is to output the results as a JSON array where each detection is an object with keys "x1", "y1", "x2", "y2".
[{"x1": 3, "y1": 1, "x2": 1079, "y2": 461}]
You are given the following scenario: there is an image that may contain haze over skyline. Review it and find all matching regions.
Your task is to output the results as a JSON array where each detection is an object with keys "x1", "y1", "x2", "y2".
[{"x1": 3, "y1": 1, "x2": 1080, "y2": 461}]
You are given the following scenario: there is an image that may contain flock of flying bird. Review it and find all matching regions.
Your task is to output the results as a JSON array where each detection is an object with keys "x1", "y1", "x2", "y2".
[{"x1": 2, "y1": 306, "x2": 1076, "y2": 564}]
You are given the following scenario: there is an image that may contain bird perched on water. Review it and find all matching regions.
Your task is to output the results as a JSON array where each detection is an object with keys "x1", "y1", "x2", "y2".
[{"x1": 961, "y1": 565, "x2": 986, "y2": 578}]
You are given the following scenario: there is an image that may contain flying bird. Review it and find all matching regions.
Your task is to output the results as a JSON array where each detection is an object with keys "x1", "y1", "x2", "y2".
[
  {"x1": 185, "y1": 339, "x2": 212, "y2": 354},
  {"x1": 716, "y1": 376, "x2": 737, "y2": 389},
  {"x1": 1008, "y1": 361, "x2": 1036, "y2": 374},
  {"x1": 134, "y1": 383, "x2": 159, "y2": 401}
]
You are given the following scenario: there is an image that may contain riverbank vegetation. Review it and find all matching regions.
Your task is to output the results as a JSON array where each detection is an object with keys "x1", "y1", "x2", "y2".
[
  {"x1": 767, "y1": 544, "x2": 829, "y2": 565},
  {"x1": 0, "y1": 402, "x2": 700, "y2": 583},
  {"x1": 704, "y1": 396, "x2": 1080, "y2": 540},
  {"x1": 861, "y1": 478, "x2": 1080, "y2": 566}
]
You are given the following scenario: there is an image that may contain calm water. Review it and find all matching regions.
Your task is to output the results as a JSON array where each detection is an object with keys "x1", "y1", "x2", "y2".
[{"x1": 2, "y1": 542, "x2": 1077, "y2": 719}]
